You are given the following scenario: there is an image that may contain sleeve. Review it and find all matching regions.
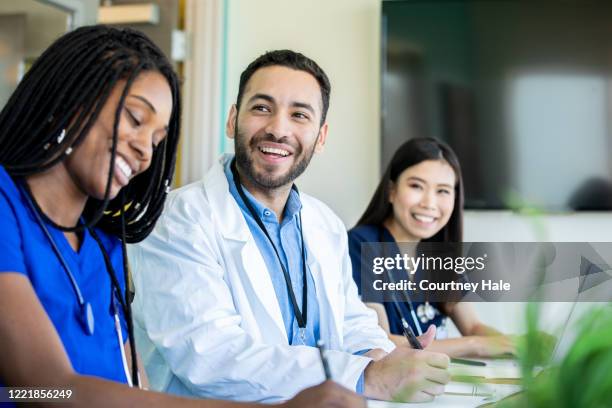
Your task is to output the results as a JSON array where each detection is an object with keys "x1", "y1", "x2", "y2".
[
  {"x1": 0, "y1": 189, "x2": 27, "y2": 275},
  {"x1": 341, "y1": 227, "x2": 395, "y2": 355},
  {"x1": 348, "y1": 228, "x2": 384, "y2": 303},
  {"x1": 128, "y1": 200, "x2": 374, "y2": 402},
  {"x1": 347, "y1": 229, "x2": 366, "y2": 294}
]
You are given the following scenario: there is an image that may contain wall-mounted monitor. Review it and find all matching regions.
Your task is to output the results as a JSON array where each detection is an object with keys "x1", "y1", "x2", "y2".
[{"x1": 381, "y1": 0, "x2": 612, "y2": 211}]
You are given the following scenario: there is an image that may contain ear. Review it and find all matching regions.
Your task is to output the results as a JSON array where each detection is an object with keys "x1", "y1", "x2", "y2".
[
  {"x1": 226, "y1": 105, "x2": 238, "y2": 139},
  {"x1": 313, "y1": 122, "x2": 328, "y2": 154}
]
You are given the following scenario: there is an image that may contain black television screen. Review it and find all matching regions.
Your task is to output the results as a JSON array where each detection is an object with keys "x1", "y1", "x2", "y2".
[{"x1": 381, "y1": 0, "x2": 612, "y2": 211}]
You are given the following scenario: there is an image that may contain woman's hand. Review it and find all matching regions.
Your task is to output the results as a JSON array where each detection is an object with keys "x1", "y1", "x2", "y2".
[
  {"x1": 469, "y1": 334, "x2": 516, "y2": 357},
  {"x1": 280, "y1": 381, "x2": 366, "y2": 408}
]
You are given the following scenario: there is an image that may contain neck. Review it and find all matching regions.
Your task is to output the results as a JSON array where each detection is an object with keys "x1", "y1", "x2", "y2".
[
  {"x1": 236, "y1": 166, "x2": 292, "y2": 223},
  {"x1": 25, "y1": 163, "x2": 88, "y2": 228},
  {"x1": 383, "y1": 217, "x2": 420, "y2": 243}
]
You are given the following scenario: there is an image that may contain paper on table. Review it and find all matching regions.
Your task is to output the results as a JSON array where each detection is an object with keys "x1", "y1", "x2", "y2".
[
  {"x1": 450, "y1": 361, "x2": 522, "y2": 379},
  {"x1": 445, "y1": 381, "x2": 522, "y2": 398},
  {"x1": 368, "y1": 395, "x2": 486, "y2": 408}
]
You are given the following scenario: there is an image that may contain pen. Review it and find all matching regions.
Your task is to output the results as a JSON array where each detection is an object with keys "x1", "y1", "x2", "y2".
[
  {"x1": 451, "y1": 357, "x2": 487, "y2": 367},
  {"x1": 399, "y1": 310, "x2": 486, "y2": 367},
  {"x1": 316, "y1": 340, "x2": 333, "y2": 380},
  {"x1": 400, "y1": 316, "x2": 423, "y2": 349}
]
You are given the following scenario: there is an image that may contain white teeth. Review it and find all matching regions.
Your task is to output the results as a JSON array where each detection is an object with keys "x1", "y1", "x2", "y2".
[
  {"x1": 413, "y1": 214, "x2": 435, "y2": 223},
  {"x1": 116, "y1": 156, "x2": 132, "y2": 179},
  {"x1": 259, "y1": 146, "x2": 290, "y2": 157}
]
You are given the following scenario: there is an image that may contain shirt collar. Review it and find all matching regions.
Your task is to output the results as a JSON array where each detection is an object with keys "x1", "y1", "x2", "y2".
[{"x1": 224, "y1": 156, "x2": 303, "y2": 224}]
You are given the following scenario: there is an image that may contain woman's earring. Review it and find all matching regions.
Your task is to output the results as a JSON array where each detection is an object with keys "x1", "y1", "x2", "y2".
[
  {"x1": 57, "y1": 128, "x2": 66, "y2": 144},
  {"x1": 56, "y1": 128, "x2": 73, "y2": 154},
  {"x1": 43, "y1": 128, "x2": 67, "y2": 151}
]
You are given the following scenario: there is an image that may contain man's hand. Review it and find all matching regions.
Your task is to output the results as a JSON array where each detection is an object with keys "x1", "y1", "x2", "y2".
[
  {"x1": 280, "y1": 381, "x2": 366, "y2": 408},
  {"x1": 364, "y1": 348, "x2": 388, "y2": 361},
  {"x1": 363, "y1": 345, "x2": 450, "y2": 402}
]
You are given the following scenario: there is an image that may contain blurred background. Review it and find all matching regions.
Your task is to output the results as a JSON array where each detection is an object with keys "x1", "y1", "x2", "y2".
[{"x1": 1, "y1": 0, "x2": 610, "y2": 335}]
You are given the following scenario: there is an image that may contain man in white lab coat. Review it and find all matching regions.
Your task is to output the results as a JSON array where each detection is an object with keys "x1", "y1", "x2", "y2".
[{"x1": 129, "y1": 50, "x2": 450, "y2": 403}]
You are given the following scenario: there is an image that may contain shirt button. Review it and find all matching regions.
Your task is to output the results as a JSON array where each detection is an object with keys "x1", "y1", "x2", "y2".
[{"x1": 264, "y1": 210, "x2": 271, "y2": 216}]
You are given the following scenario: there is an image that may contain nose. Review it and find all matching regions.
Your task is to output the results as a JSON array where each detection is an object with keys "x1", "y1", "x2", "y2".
[
  {"x1": 264, "y1": 111, "x2": 291, "y2": 139},
  {"x1": 419, "y1": 188, "x2": 436, "y2": 210},
  {"x1": 129, "y1": 130, "x2": 154, "y2": 168}
]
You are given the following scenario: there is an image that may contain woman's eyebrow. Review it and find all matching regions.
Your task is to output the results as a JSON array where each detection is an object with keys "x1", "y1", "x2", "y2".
[
  {"x1": 436, "y1": 183, "x2": 454, "y2": 189},
  {"x1": 129, "y1": 94, "x2": 157, "y2": 113}
]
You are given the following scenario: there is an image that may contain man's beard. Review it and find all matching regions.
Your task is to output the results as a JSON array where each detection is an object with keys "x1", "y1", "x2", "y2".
[{"x1": 234, "y1": 128, "x2": 317, "y2": 190}]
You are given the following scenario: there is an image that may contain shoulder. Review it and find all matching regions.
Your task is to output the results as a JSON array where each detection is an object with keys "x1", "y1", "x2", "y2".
[
  {"x1": 154, "y1": 179, "x2": 215, "y2": 235},
  {"x1": 134, "y1": 178, "x2": 218, "y2": 253},
  {"x1": 300, "y1": 192, "x2": 347, "y2": 234},
  {"x1": 91, "y1": 227, "x2": 122, "y2": 254},
  {"x1": 0, "y1": 166, "x2": 29, "y2": 275},
  {"x1": 0, "y1": 166, "x2": 28, "y2": 230},
  {"x1": 348, "y1": 224, "x2": 382, "y2": 244},
  {"x1": 166, "y1": 179, "x2": 211, "y2": 218},
  {"x1": 0, "y1": 165, "x2": 21, "y2": 201},
  {"x1": 90, "y1": 227, "x2": 124, "y2": 277},
  {"x1": 161, "y1": 159, "x2": 227, "y2": 226}
]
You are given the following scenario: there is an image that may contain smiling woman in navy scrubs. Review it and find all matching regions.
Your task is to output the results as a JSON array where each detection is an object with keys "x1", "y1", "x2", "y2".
[
  {"x1": 0, "y1": 25, "x2": 363, "y2": 408},
  {"x1": 349, "y1": 138, "x2": 515, "y2": 358}
]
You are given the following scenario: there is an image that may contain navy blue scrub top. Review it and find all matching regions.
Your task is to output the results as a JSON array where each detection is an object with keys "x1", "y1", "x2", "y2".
[
  {"x1": 348, "y1": 224, "x2": 446, "y2": 337},
  {"x1": 0, "y1": 166, "x2": 129, "y2": 396}
]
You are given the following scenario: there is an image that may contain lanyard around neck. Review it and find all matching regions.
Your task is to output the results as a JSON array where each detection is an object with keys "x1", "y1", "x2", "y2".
[{"x1": 230, "y1": 159, "x2": 308, "y2": 331}]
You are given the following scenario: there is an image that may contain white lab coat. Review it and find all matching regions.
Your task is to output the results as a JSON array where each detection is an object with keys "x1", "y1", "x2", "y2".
[{"x1": 128, "y1": 155, "x2": 395, "y2": 402}]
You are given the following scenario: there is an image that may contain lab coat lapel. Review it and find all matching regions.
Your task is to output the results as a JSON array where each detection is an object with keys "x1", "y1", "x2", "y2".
[{"x1": 204, "y1": 157, "x2": 287, "y2": 339}]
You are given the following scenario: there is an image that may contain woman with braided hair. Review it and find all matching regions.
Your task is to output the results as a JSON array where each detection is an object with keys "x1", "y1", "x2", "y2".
[{"x1": 0, "y1": 25, "x2": 364, "y2": 408}]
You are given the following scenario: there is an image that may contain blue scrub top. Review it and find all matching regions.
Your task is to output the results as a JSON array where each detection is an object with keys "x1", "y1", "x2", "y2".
[
  {"x1": 0, "y1": 165, "x2": 129, "y2": 392},
  {"x1": 348, "y1": 224, "x2": 446, "y2": 337}
]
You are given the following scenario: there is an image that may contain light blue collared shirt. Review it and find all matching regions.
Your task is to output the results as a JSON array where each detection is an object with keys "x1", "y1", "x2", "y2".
[
  {"x1": 224, "y1": 159, "x2": 321, "y2": 346},
  {"x1": 224, "y1": 159, "x2": 367, "y2": 393}
]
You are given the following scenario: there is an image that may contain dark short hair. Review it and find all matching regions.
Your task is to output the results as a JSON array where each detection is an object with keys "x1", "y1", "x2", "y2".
[
  {"x1": 356, "y1": 137, "x2": 464, "y2": 243},
  {"x1": 236, "y1": 49, "x2": 331, "y2": 125}
]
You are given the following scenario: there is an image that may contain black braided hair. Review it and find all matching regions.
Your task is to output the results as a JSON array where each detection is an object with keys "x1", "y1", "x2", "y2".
[
  {"x1": 0, "y1": 25, "x2": 182, "y2": 388},
  {"x1": 0, "y1": 24, "x2": 181, "y2": 243}
]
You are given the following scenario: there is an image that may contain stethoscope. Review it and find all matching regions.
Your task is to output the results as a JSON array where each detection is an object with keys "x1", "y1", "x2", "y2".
[
  {"x1": 378, "y1": 228, "x2": 437, "y2": 336},
  {"x1": 20, "y1": 183, "x2": 134, "y2": 386}
]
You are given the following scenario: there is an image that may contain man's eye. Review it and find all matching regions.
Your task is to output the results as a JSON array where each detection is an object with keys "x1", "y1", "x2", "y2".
[
  {"x1": 293, "y1": 112, "x2": 309, "y2": 120},
  {"x1": 252, "y1": 105, "x2": 270, "y2": 112}
]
